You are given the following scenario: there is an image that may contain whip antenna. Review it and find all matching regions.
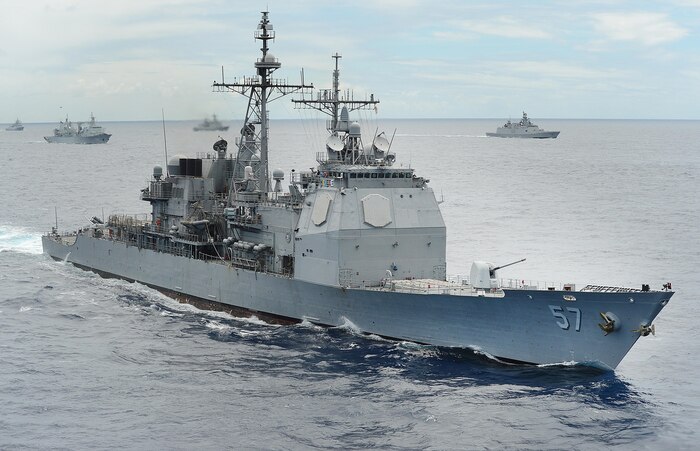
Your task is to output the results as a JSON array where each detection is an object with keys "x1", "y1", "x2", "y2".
[{"x1": 161, "y1": 108, "x2": 169, "y2": 176}]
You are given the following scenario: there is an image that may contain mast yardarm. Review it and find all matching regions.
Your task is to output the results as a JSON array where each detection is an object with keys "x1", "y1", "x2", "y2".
[
  {"x1": 292, "y1": 53, "x2": 379, "y2": 134},
  {"x1": 212, "y1": 11, "x2": 313, "y2": 194}
]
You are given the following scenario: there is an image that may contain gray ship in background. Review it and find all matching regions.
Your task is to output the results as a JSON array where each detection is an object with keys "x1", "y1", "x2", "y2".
[
  {"x1": 487, "y1": 112, "x2": 560, "y2": 138},
  {"x1": 44, "y1": 113, "x2": 111, "y2": 144},
  {"x1": 6, "y1": 118, "x2": 24, "y2": 131},
  {"x1": 42, "y1": 12, "x2": 673, "y2": 371},
  {"x1": 193, "y1": 114, "x2": 229, "y2": 131}
]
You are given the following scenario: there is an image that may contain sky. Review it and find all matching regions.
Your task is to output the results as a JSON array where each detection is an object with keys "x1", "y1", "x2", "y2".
[{"x1": 1, "y1": 0, "x2": 699, "y2": 122}]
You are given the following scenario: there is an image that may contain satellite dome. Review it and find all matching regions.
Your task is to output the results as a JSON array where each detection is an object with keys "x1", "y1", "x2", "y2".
[
  {"x1": 168, "y1": 155, "x2": 186, "y2": 166},
  {"x1": 272, "y1": 168, "x2": 284, "y2": 180},
  {"x1": 349, "y1": 121, "x2": 361, "y2": 137},
  {"x1": 167, "y1": 154, "x2": 186, "y2": 176},
  {"x1": 153, "y1": 165, "x2": 163, "y2": 180},
  {"x1": 264, "y1": 53, "x2": 276, "y2": 62}
]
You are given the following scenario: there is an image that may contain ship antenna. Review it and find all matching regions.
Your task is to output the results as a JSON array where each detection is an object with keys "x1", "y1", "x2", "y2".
[
  {"x1": 213, "y1": 11, "x2": 313, "y2": 194},
  {"x1": 292, "y1": 52, "x2": 379, "y2": 136},
  {"x1": 332, "y1": 52, "x2": 341, "y2": 131},
  {"x1": 161, "y1": 108, "x2": 169, "y2": 176},
  {"x1": 387, "y1": 128, "x2": 397, "y2": 151}
]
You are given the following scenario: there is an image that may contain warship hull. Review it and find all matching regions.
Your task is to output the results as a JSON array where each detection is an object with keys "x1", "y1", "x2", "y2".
[
  {"x1": 44, "y1": 134, "x2": 111, "y2": 144},
  {"x1": 486, "y1": 131, "x2": 560, "y2": 139},
  {"x1": 193, "y1": 126, "x2": 229, "y2": 131},
  {"x1": 42, "y1": 233, "x2": 670, "y2": 370}
]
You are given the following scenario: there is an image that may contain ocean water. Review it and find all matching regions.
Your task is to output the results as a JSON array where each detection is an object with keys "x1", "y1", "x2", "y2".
[{"x1": 1, "y1": 118, "x2": 699, "y2": 449}]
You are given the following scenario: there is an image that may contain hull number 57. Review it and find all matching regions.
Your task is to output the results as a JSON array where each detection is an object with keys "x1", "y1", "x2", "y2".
[{"x1": 548, "y1": 305, "x2": 582, "y2": 331}]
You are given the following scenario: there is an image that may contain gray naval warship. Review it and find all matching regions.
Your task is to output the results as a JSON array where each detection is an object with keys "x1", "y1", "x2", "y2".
[
  {"x1": 6, "y1": 118, "x2": 24, "y2": 131},
  {"x1": 42, "y1": 12, "x2": 673, "y2": 370},
  {"x1": 44, "y1": 113, "x2": 111, "y2": 144},
  {"x1": 193, "y1": 114, "x2": 229, "y2": 131},
  {"x1": 487, "y1": 111, "x2": 560, "y2": 139}
]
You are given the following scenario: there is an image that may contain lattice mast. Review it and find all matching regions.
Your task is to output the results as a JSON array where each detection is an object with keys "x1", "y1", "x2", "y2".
[
  {"x1": 212, "y1": 11, "x2": 312, "y2": 193},
  {"x1": 293, "y1": 53, "x2": 379, "y2": 134}
]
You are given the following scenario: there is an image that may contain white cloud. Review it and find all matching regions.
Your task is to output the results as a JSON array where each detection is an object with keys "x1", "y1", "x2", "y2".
[
  {"x1": 410, "y1": 59, "x2": 628, "y2": 85},
  {"x1": 0, "y1": 0, "x2": 231, "y2": 68},
  {"x1": 591, "y1": 12, "x2": 688, "y2": 45},
  {"x1": 393, "y1": 59, "x2": 454, "y2": 68},
  {"x1": 490, "y1": 60, "x2": 629, "y2": 80},
  {"x1": 360, "y1": 0, "x2": 422, "y2": 10},
  {"x1": 444, "y1": 17, "x2": 552, "y2": 40}
]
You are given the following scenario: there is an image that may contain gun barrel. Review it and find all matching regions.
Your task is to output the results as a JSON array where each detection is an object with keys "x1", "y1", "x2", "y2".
[{"x1": 492, "y1": 258, "x2": 527, "y2": 272}]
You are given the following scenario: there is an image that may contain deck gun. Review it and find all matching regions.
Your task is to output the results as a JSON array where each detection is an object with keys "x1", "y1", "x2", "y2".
[
  {"x1": 490, "y1": 258, "x2": 527, "y2": 278},
  {"x1": 471, "y1": 258, "x2": 527, "y2": 289}
]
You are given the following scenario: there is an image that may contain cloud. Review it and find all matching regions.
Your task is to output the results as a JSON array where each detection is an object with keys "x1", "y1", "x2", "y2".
[
  {"x1": 442, "y1": 17, "x2": 552, "y2": 40},
  {"x1": 490, "y1": 60, "x2": 629, "y2": 81},
  {"x1": 406, "y1": 58, "x2": 644, "y2": 104},
  {"x1": 411, "y1": 59, "x2": 628, "y2": 84},
  {"x1": 360, "y1": 0, "x2": 422, "y2": 10},
  {"x1": 0, "y1": 0, "x2": 232, "y2": 70},
  {"x1": 591, "y1": 12, "x2": 688, "y2": 45}
]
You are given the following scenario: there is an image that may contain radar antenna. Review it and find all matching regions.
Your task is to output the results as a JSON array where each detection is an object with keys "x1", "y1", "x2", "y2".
[
  {"x1": 212, "y1": 11, "x2": 313, "y2": 194},
  {"x1": 292, "y1": 53, "x2": 380, "y2": 134}
]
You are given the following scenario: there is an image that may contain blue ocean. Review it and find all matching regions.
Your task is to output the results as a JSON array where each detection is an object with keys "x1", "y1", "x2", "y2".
[{"x1": 1, "y1": 118, "x2": 698, "y2": 449}]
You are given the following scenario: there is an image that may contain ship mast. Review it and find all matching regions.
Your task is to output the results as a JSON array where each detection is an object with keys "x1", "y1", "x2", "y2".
[
  {"x1": 213, "y1": 11, "x2": 312, "y2": 194},
  {"x1": 293, "y1": 53, "x2": 379, "y2": 134}
]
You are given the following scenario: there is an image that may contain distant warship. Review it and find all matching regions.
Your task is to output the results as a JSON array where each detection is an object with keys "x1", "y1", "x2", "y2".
[
  {"x1": 44, "y1": 114, "x2": 111, "y2": 144},
  {"x1": 194, "y1": 114, "x2": 229, "y2": 131},
  {"x1": 6, "y1": 118, "x2": 24, "y2": 131},
  {"x1": 42, "y1": 12, "x2": 672, "y2": 370},
  {"x1": 487, "y1": 112, "x2": 560, "y2": 138}
]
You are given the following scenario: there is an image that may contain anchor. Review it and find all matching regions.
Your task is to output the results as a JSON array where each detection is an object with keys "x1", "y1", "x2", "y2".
[
  {"x1": 598, "y1": 312, "x2": 616, "y2": 335},
  {"x1": 633, "y1": 324, "x2": 656, "y2": 337}
]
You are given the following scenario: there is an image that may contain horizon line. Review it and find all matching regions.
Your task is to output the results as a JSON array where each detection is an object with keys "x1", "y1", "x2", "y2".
[{"x1": 7, "y1": 117, "x2": 700, "y2": 125}]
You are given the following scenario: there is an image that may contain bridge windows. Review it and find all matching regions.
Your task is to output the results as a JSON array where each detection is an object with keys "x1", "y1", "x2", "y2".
[{"x1": 346, "y1": 171, "x2": 412, "y2": 180}]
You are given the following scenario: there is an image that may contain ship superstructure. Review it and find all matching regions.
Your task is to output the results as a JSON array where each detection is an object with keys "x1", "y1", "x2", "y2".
[{"x1": 42, "y1": 12, "x2": 672, "y2": 370}]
